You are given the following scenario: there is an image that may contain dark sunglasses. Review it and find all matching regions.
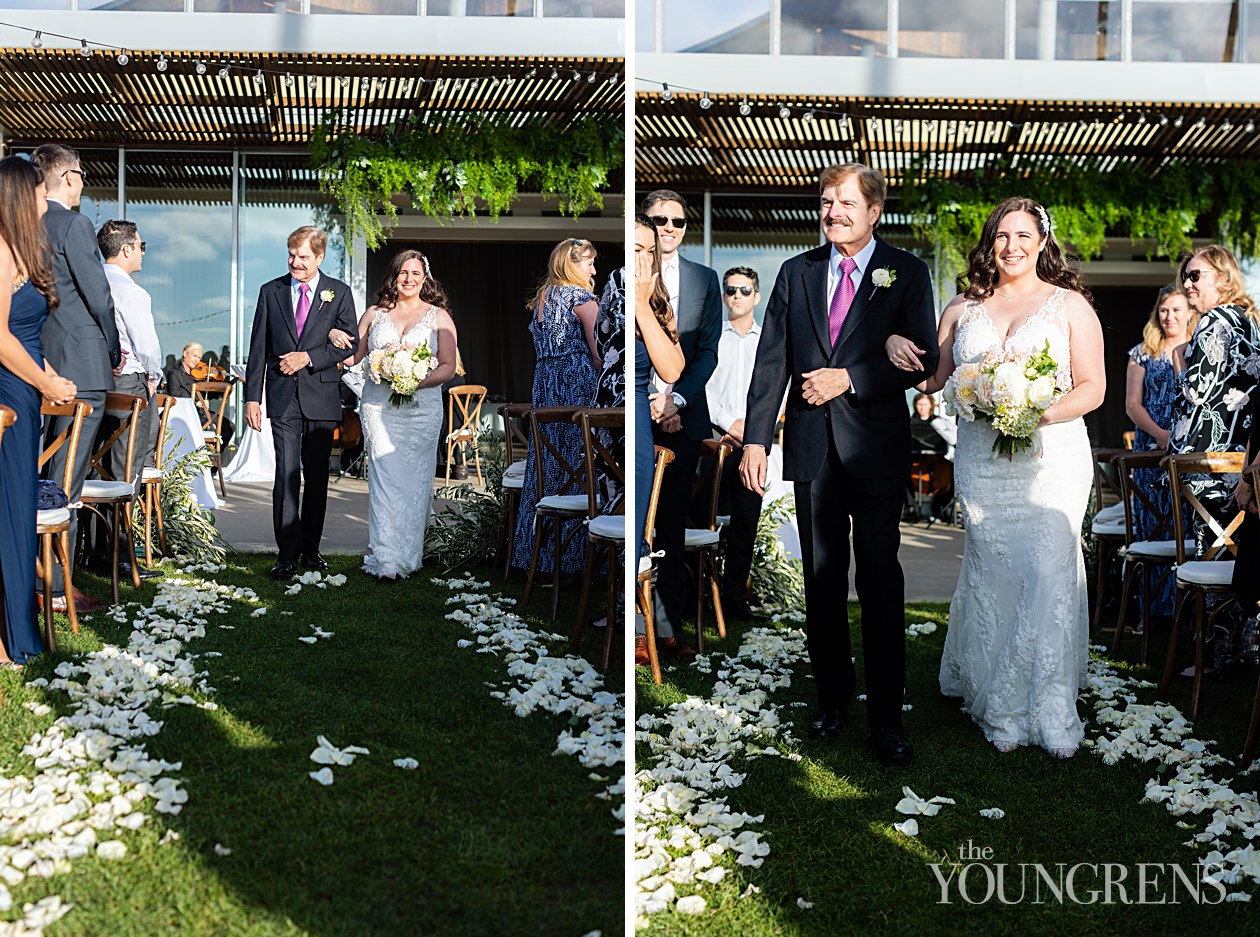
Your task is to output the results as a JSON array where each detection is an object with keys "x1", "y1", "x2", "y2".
[
  {"x1": 1183, "y1": 268, "x2": 1207, "y2": 283},
  {"x1": 131, "y1": 240, "x2": 146, "y2": 252},
  {"x1": 63, "y1": 168, "x2": 84, "y2": 182},
  {"x1": 724, "y1": 285, "x2": 754, "y2": 297},
  {"x1": 649, "y1": 215, "x2": 687, "y2": 229}
]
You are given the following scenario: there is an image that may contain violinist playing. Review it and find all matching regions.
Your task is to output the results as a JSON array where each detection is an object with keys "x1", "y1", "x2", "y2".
[{"x1": 166, "y1": 341, "x2": 235, "y2": 445}]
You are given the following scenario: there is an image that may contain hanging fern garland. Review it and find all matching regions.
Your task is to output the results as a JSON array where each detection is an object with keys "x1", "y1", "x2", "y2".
[{"x1": 310, "y1": 112, "x2": 624, "y2": 250}]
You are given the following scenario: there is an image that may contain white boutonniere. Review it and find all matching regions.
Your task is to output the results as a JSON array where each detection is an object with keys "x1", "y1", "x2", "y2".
[
  {"x1": 320, "y1": 289, "x2": 335, "y2": 303},
  {"x1": 869, "y1": 267, "x2": 896, "y2": 299}
]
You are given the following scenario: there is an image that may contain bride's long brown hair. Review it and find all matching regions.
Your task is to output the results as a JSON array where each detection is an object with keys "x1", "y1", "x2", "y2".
[
  {"x1": 959, "y1": 196, "x2": 1092, "y2": 306},
  {"x1": 372, "y1": 249, "x2": 450, "y2": 314}
]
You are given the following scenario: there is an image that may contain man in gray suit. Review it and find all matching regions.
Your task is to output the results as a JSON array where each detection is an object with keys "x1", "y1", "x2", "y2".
[
  {"x1": 34, "y1": 144, "x2": 121, "y2": 612},
  {"x1": 644, "y1": 189, "x2": 723, "y2": 661}
]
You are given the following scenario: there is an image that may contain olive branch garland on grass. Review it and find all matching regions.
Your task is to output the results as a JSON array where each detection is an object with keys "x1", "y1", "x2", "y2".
[{"x1": 310, "y1": 111, "x2": 625, "y2": 251}]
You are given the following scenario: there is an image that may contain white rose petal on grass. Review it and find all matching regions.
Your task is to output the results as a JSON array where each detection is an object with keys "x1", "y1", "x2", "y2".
[
  {"x1": 97, "y1": 840, "x2": 127, "y2": 860},
  {"x1": 250, "y1": 607, "x2": 267, "y2": 618},
  {"x1": 740, "y1": 884, "x2": 762, "y2": 899},
  {"x1": 309, "y1": 767, "x2": 335, "y2": 786},
  {"x1": 285, "y1": 583, "x2": 302, "y2": 596},
  {"x1": 22, "y1": 701, "x2": 52, "y2": 716},
  {"x1": 980, "y1": 808, "x2": 1006, "y2": 820},
  {"x1": 22, "y1": 896, "x2": 73, "y2": 929},
  {"x1": 393, "y1": 758, "x2": 419, "y2": 770},
  {"x1": 893, "y1": 818, "x2": 919, "y2": 837},
  {"x1": 298, "y1": 636, "x2": 319, "y2": 645},
  {"x1": 1225, "y1": 892, "x2": 1253, "y2": 902},
  {"x1": 159, "y1": 830, "x2": 181, "y2": 845},
  {"x1": 213, "y1": 843, "x2": 232, "y2": 856},
  {"x1": 796, "y1": 897, "x2": 815, "y2": 910},
  {"x1": 456, "y1": 639, "x2": 474, "y2": 648},
  {"x1": 675, "y1": 895, "x2": 707, "y2": 915}
]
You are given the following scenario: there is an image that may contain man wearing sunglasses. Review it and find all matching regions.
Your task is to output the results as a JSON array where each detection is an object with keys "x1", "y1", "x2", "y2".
[
  {"x1": 694, "y1": 266, "x2": 774, "y2": 622},
  {"x1": 33, "y1": 143, "x2": 122, "y2": 614},
  {"x1": 643, "y1": 188, "x2": 722, "y2": 662}
]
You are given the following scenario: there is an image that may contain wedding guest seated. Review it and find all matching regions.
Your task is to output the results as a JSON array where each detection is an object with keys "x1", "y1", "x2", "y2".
[
  {"x1": 166, "y1": 340, "x2": 235, "y2": 446},
  {"x1": 909, "y1": 393, "x2": 955, "y2": 520}
]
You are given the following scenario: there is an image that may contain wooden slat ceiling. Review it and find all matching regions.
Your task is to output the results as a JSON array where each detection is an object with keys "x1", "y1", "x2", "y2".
[
  {"x1": 636, "y1": 93, "x2": 1260, "y2": 199},
  {"x1": 0, "y1": 49, "x2": 623, "y2": 149}
]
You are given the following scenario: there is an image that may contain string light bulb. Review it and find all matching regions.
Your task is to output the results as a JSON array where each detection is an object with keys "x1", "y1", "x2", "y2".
[
  {"x1": 284, "y1": 73, "x2": 295, "y2": 89},
  {"x1": 739, "y1": 98, "x2": 751, "y2": 116},
  {"x1": 1195, "y1": 117, "x2": 1206, "y2": 129},
  {"x1": 31, "y1": 31, "x2": 43, "y2": 49},
  {"x1": 254, "y1": 69, "x2": 265, "y2": 86},
  {"x1": 195, "y1": 60, "x2": 207, "y2": 75},
  {"x1": 1223, "y1": 118, "x2": 1233, "y2": 131},
  {"x1": 1158, "y1": 114, "x2": 1169, "y2": 127},
  {"x1": 1173, "y1": 115, "x2": 1184, "y2": 127},
  {"x1": 308, "y1": 74, "x2": 319, "y2": 89},
  {"x1": 699, "y1": 94, "x2": 712, "y2": 110},
  {"x1": 526, "y1": 67, "x2": 537, "y2": 79},
  {"x1": 661, "y1": 83, "x2": 673, "y2": 101},
  {"x1": 78, "y1": 40, "x2": 91, "y2": 58},
  {"x1": 1248, "y1": 120, "x2": 1256, "y2": 133},
  {"x1": 339, "y1": 75, "x2": 350, "y2": 89},
  {"x1": 156, "y1": 55, "x2": 168, "y2": 73},
  {"x1": 116, "y1": 51, "x2": 129, "y2": 66},
  {"x1": 550, "y1": 67, "x2": 559, "y2": 80},
  {"x1": 778, "y1": 104, "x2": 791, "y2": 119},
  {"x1": 587, "y1": 71, "x2": 596, "y2": 83},
  {"x1": 571, "y1": 69, "x2": 581, "y2": 80}
]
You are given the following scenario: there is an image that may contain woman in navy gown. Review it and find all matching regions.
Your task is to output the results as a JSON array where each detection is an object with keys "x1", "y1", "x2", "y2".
[
  {"x1": 510, "y1": 238, "x2": 602, "y2": 575},
  {"x1": 632, "y1": 213, "x2": 684, "y2": 666},
  {"x1": 0, "y1": 156, "x2": 77, "y2": 665}
]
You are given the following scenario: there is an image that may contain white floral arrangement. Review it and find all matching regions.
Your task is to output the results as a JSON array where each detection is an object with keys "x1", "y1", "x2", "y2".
[
  {"x1": 366, "y1": 339, "x2": 434, "y2": 406},
  {"x1": 943, "y1": 339, "x2": 1062, "y2": 456}
]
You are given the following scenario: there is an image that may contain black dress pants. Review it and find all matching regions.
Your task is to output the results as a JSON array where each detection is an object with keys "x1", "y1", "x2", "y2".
[{"x1": 270, "y1": 402, "x2": 336, "y2": 563}]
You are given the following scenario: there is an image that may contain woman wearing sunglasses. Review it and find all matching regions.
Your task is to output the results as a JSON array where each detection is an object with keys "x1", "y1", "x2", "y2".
[{"x1": 1169, "y1": 245, "x2": 1260, "y2": 672}]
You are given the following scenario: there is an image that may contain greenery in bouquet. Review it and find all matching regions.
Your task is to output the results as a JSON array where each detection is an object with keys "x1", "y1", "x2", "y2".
[
  {"x1": 944, "y1": 340, "x2": 1061, "y2": 457},
  {"x1": 367, "y1": 340, "x2": 434, "y2": 406},
  {"x1": 132, "y1": 437, "x2": 227, "y2": 564}
]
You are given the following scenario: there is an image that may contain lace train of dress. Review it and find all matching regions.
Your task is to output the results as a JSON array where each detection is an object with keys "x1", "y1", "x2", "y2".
[
  {"x1": 940, "y1": 288, "x2": 1093, "y2": 754},
  {"x1": 360, "y1": 308, "x2": 443, "y2": 578}
]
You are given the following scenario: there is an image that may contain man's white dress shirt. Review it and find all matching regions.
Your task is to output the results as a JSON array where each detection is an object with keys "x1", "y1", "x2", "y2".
[
  {"x1": 708, "y1": 319, "x2": 762, "y2": 433},
  {"x1": 103, "y1": 264, "x2": 162, "y2": 385}
]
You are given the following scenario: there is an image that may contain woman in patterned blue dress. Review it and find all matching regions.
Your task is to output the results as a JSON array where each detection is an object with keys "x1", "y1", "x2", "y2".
[
  {"x1": 1125, "y1": 284, "x2": 1195, "y2": 618},
  {"x1": 510, "y1": 238, "x2": 602, "y2": 574},
  {"x1": 0, "y1": 156, "x2": 77, "y2": 665}
]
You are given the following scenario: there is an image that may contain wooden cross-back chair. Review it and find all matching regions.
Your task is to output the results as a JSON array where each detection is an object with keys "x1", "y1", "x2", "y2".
[
  {"x1": 37, "y1": 398, "x2": 93, "y2": 647},
  {"x1": 1090, "y1": 447, "x2": 1132, "y2": 630},
  {"x1": 520, "y1": 405, "x2": 589, "y2": 621},
  {"x1": 138, "y1": 394, "x2": 176, "y2": 566},
  {"x1": 1110, "y1": 450, "x2": 1189, "y2": 663},
  {"x1": 445, "y1": 384, "x2": 488, "y2": 487},
  {"x1": 638, "y1": 446, "x2": 675, "y2": 686},
  {"x1": 192, "y1": 380, "x2": 231, "y2": 499},
  {"x1": 495, "y1": 402, "x2": 531, "y2": 578},
  {"x1": 571, "y1": 407, "x2": 626, "y2": 674},
  {"x1": 81, "y1": 392, "x2": 146, "y2": 606},
  {"x1": 685, "y1": 438, "x2": 733, "y2": 652},
  {"x1": 1159, "y1": 451, "x2": 1246, "y2": 718}
]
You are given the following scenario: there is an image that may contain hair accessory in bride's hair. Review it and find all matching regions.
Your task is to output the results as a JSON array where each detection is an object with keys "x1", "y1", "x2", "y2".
[
  {"x1": 1034, "y1": 204, "x2": 1053, "y2": 238},
  {"x1": 422, "y1": 254, "x2": 431, "y2": 277}
]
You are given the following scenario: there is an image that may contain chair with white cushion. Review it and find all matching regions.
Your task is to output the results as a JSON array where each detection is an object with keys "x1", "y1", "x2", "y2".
[
  {"x1": 1090, "y1": 447, "x2": 1131, "y2": 630},
  {"x1": 1160, "y1": 451, "x2": 1245, "y2": 718},
  {"x1": 571, "y1": 407, "x2": 625, "y2": 673},
  {"x1": 192, "y1": 380, "x2": 231, "y2": 500},
  {"x1": 685, "y1": 438, "x2": 733, "y2": 653},
  {"x1": 138, "y1": 394, "x2": 176, "y2": 567},
  {"x1": 520, "y1": 405, "x2": 588, "y2": 620},
  {"x1": 1111, "y1": 450, "x2": 1189, "y2": 663},
  {"x1": 80, "y1": 392, "x2": 146, "y2": 606},
  {"x1": 36, "y1": 399, "x2": 93, "y2": 647},
  {"x1": 495, "y1": 402, "x2": 530, "y2": 578}
]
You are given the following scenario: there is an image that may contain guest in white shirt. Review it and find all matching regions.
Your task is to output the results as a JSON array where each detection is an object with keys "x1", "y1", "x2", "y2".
[
  {"x1": 697, "y1": 266, "x2": 769, "y2": 619},
  {"x1": 98, "y1": 220, "x2": 161, "y2": 474}
]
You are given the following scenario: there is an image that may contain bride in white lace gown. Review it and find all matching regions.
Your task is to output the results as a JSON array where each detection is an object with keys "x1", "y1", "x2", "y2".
[
  {"x1": 342, "y1": 251, "x2": 458, "y2": 581},
  {"x1": 887, "y1": 198, "x2": 1106, "y2": 757}
]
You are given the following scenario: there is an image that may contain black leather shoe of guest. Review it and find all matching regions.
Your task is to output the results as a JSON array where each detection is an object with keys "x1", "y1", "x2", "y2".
[
  {"x1": 724, "y1": 600, "x2": 766, "y2": 623},
  {"x1": 871, "y1": 727, "x2": 915, "y2": 766},
  {"x1": 270, "y1": 560, "x2": 298, "y2": 580},
  {"x1": 301, "y1": 554, "x2": 329, "y2": 571},
  {"x1": 118, "y1": 563, "x2": 163, "y2": 581},
  {"x1": 808, "y1": 708, "x2": 847, "y2": 739}
]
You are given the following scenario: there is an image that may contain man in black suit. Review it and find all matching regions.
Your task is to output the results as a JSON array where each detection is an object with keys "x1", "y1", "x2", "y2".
[
  {"x1": 244, "y1": 226, "x2": 358, "y2": 580},
  {"x1": 644, "y1": 189, "x2": 723, "y2": 661},
  {"x1": 34, "y1": 144, "x2": 122, "y2": 613},
  {"x1": 740, "y1": 164, "x2": 940, "y2": 765}
]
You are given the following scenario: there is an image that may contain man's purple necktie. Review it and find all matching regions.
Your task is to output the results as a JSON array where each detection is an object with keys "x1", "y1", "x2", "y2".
[
  {"x1": 295, "y1": 282, "x2": 311, "y2": 338},
  {"x1": 829, "y1": 256, "x2": 857, "y2": 348}
]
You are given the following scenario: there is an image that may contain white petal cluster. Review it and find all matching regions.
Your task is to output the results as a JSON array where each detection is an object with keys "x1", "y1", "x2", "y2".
[
  {"x1": 905, "y1": 621, "x2": 938, "y2": 637},
  {"x1": 433, "y1": 576, "x2": 624, "y2": 840},
  {"x1": 895, "y1": 787, "x2": 956, "y2": 817},
  {"x1": 636, "y1": 623, "x2": 807, "y2": 920},
  {"x1": 1083, "y1": 650, "x2": 1260, "y2": 895},
  {"x1": 282, "y1": 571, "x2": 348, "y2": 596},
  {"x1": 0, "y1": 574, "x2": 250, "y2": 931}
]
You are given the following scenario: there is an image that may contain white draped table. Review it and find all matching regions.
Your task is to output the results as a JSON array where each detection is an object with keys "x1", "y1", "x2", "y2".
[
  {"x1": 221, "y1": 364, "x2": 276, "y2": 483},
  {"x1": 166, "y1": 397, "x2": 223, "y2": 510}
]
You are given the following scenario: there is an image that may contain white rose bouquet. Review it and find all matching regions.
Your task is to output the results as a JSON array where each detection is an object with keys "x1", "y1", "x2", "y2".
[
  {"x1": 943, "y1": 340, "x2": 1061, "y2": 457},
  {"x1": 366, "y1": 339, "x2": 434, "y2": 406}
]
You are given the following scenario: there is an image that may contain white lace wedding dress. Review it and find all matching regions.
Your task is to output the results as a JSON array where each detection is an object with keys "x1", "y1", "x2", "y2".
[
  {"x1": 940, "y1": 287, "x2": 1093, "y2": 755},
  {"x1": 360, "y1": 307, "x2": 443, "y2": 578}
]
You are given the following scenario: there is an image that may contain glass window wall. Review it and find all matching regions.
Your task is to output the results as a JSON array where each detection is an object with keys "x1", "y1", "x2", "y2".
[
  {"x1": 899, "y1": 0, "x2": 1007, "y2": 58},
  {"x1": 1132, "y1": 0, "x2": 1240, "y2": 61},
  {"x1": 663, "y1": 0, "x2": 770, "y2": 53},
  {"x1": 781, "y1": 0, "x2": 890, "y2": 57},
  {"x1": 1016, "y1": 0, "x2": 1122, "y2": 60}
]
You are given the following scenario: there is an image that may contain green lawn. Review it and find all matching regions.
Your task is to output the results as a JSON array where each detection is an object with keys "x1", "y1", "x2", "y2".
[
  {"x1": 0, "y1": 556, "x2": 623, "y2": 937},
  {"x1": 636, "y1": 597, "x2": 1260, "y2": 936}
]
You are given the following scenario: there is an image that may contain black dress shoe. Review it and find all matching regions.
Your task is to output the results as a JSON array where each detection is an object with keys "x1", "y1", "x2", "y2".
[
  {"x1": 119, "y1": 562, "x2": 163, "y2": 581},
  {"x1": 871, "y1": 727, "x2": 915, "y2": 766},
  {"x1": 808, "y1": 707, "x2": 848, "y2": 739},
  {"x1": 270, "y1": 560, "x2": 297, "y2": 580},
  {"x1": 301, "y1": 554, "x2": 329, "y2": 571},
  {"x1": 723, "y1": 600, "x2": 765, "y2": 623}
]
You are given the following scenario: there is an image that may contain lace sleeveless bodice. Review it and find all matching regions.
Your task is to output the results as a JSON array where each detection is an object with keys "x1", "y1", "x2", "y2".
[
  {"x1": 941, "y1": 285, "x2": 1093, "y2": 755},
  {"x1": 359, "y1": 304, "x2": 444, "y2": 577}
]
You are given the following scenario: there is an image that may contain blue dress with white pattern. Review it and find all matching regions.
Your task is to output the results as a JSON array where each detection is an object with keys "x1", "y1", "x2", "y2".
[{"x1": 510, "y1": 284, "x2": 598, "y2": 574}]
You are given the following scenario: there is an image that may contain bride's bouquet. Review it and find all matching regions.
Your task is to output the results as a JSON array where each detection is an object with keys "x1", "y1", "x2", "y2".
[
  {"x1": 366, "y1": 340, "x2": 435, "y2": 407},
  {"x1": 943, "y1": 340, "x2": 1061, "y2": 457}
]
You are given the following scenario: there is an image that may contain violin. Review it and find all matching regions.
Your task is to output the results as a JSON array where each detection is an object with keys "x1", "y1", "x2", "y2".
[{"x1": 189, "y1": 361, "x2": 233, "y2": 383}]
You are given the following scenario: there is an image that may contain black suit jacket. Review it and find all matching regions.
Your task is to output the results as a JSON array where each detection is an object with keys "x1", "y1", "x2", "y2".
[
  {"x1": 668, "y1": 255, "x2": 723, "y2": 441},
  {"x1": 41, "y1": 201, "x2": 121, "y2": 392},
  {"x1": 744, "y1": 238, "x2": 940, "y2": 481},
  {"x1": 244, "y1": 273, "x2": 358, "y2": 421}
]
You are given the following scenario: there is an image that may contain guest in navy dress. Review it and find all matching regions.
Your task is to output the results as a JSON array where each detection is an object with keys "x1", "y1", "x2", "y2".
[
  {"x1": 0, "y1": 156, "x2": 77, "y2": 665},
  {"x1": 1124, "y1": 284, "x2": 1196, "y2": 619},
  {"x1": 631, "y1": 213, "x2": 684, "y2": 666},
  {"x1": 510, "y1": 238, "x2": 602, "y2": 574}
]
